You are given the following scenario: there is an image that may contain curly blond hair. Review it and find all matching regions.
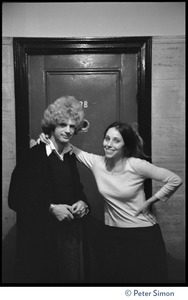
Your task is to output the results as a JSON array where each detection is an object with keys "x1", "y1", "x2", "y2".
[{"x1": 41, "y1": 96, "x2": 84, "y2": 135}]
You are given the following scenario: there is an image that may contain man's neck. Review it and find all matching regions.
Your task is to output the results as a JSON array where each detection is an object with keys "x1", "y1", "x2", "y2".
[{"x1": 50, "y1": 136, "x2": 67, "y2": 155}]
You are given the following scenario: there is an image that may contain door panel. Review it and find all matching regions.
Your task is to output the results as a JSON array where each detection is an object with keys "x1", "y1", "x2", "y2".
[
  {"x1": 28, "y1": 53, "x2": 138, "y2": 220},
  {"x1": 44, "y1": 54, "x2": 121, "y2": 69}
]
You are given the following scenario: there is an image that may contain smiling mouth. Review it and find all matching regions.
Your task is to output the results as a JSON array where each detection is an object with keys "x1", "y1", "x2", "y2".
[{"x1": 105, "y1": 148, "x2": 115, "y2": 153}]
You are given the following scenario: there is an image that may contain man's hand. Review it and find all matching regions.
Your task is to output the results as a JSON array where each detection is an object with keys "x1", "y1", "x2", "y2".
[
  {"x1": 50, "y1": 204, "x2": 74, "y2": 222},
  {"x1": 71, "y1": 200, "x2": 89, "y2": 218}
]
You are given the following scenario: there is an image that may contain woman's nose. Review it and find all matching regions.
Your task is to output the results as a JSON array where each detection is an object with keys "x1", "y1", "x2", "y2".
[{"x1": 107, "y1": 140, "x2": 113, "y2": 147}]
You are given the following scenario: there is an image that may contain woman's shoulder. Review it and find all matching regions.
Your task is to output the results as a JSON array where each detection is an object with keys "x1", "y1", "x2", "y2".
[
  {"x1": 128, "y1": 156, "x2": 144, "y2": 165},
  {"x1": 128, "y1": 157, "x2": 150, "y2": 171}
]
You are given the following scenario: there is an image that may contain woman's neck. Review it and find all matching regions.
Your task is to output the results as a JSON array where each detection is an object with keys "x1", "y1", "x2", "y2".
[{"x1": 106, "y1": 157, "x2": 127, "y2": 173}]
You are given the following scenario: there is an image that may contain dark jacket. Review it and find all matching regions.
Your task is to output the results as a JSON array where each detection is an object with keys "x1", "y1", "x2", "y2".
[{"x1": 8, "y1": 143, "x2": 88, "y2": 283}]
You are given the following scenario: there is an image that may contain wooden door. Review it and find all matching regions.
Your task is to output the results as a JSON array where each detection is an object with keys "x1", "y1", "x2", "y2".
[
  {"x1": 13, "y1": 37, "x2": 152, "y2": 221},
  {"x1": 28, "y1": 53, "x2": 137, "y2": 220},
  {"x1": 14, "y1": 38, "x2": 152, "y2": 281}
]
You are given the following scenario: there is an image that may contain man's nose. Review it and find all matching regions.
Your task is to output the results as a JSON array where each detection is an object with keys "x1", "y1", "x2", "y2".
[{"x1": 65, "y1": 125, "x2": 71, "y2": 133}]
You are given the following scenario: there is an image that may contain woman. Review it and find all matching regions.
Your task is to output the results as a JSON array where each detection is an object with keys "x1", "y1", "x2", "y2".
[{"x1": 39, "y1": 121, "x2": 182, "y2": 283}]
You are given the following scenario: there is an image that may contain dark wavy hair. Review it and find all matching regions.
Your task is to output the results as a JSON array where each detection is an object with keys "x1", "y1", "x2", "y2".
[
  {"x1": 41, "y1": 96, "x2": 85, "y2": 135},
  {"x1": 104, "y1": 122, "x2": 148, "y2": 159}
]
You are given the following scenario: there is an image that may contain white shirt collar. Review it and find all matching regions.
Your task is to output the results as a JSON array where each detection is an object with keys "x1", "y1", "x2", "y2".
[{"x1": 46, "y1": 139, "x2": 73, "y2": 161}]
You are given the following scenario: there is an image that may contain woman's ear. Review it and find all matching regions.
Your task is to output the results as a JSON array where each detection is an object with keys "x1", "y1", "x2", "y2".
[{"x1": 131, "y1": 122, "x2": 139, "y2": 132}]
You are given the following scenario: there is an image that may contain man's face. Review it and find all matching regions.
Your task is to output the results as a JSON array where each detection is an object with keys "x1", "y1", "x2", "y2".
[{"x1": 51, "y1": 119, "x2": 77, "y2": 145}]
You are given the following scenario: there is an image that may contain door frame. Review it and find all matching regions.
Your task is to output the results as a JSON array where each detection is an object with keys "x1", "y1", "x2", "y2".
[{"x1": 13, "y1": 37, "x2": 152, "y2": 162}]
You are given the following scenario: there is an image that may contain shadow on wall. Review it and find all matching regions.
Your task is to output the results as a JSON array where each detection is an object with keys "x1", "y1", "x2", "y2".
[
  {"x1": 167, "y1": 253, "x2": 185, "y2": 284},
  {"x1": 2, "y1": 225, "x2": 17, "y2": 284}
]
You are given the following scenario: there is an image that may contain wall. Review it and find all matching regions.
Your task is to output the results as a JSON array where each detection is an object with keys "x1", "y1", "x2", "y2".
[
  {"x1": 2, "y1": 2, "x2": 185, "y2": 283},
  {"x1": 152, "y1": 36, "x2": 185, "y2": 282},
  {"x1": 2, "y1": 37, "x2": 16, "y2": 240},
  {"x1": 2, "y1": 2, "x2": 185, "y2": 37},
  {"x1": 2, "y1": 37, "x2": 17, "y2": 282}
]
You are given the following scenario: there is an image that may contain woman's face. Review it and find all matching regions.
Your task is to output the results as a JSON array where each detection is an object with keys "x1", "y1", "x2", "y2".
[{"x1": 103, "y1": 127, "x2": 125, "y2": 160}]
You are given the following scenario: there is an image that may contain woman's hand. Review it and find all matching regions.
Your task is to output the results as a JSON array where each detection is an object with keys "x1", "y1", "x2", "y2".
[
  {"x1": 30, "y1": 139, "x2": 37, "y2": 148},
  {"x1": 135, "y1": 197, "x2": 158, "y2": 224},
  {"x1": 71, "y1": 200, "x2": 89, "y2": 218},
  {"x1": 135, "y1": 195, "x2": 160, "y2": 217},
  {"x1": 29, "y1": 133, "x2": 49, "y2": 148},
  {"x1": 39, "y1": 133, "x2": 50, "y2": 145},
  {"x1": 135, "y1": 201, "x2": 152, "y2": 217}
]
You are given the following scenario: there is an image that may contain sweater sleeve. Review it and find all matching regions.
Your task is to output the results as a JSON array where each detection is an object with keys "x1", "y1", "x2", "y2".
[
  {"x1": 71, "y1": 145, "x2": 96, "y2": 170},
  {"x1": 69, "y1": 153, "x2": 88, "y2": 204},
  {"x1": 132, "y1": 158, "x2": 183, "y2": 201}
]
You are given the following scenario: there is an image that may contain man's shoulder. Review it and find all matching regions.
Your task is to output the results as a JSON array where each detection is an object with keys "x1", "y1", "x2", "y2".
[
  {"x1": 30, "y1": 142, "x2": 46, "y2": 153},
  {"x1": 66, "y1": 151, "x2": 77, "y2": 163},
  {"x1": 29, "y1": 143, "x2": 47, "y2": 159},
  {"x1": 19, "y1": 143, "x2": 46, "y2": 164}
]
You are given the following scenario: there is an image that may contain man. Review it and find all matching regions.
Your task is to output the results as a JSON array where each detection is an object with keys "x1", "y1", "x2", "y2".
[{"x1": 8, "y1": 96, "x2": 89, "y2": 283}]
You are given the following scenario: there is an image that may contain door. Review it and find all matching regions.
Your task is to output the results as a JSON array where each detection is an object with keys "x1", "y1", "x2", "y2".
[
  {"x1": 28, "y1": 53, "x2": 138, "y2": 220},
  {"x1": 14, "y1": 37, "x2": 152, "y2": 281},
  {"x1": 14, "y1": 37, "x2": 152, "y2": 221}
]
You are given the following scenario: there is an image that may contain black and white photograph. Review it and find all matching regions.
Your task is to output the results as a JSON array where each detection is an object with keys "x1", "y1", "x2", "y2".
[{"x1": 2, "y1": 2, "x2": 186, "y2": 298}]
